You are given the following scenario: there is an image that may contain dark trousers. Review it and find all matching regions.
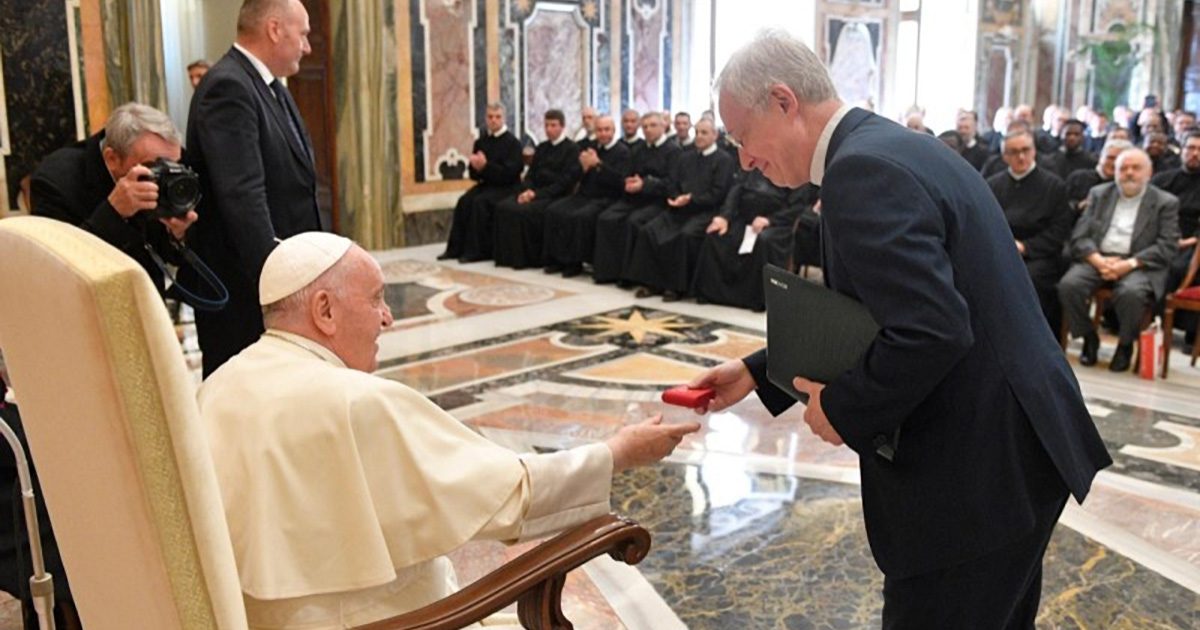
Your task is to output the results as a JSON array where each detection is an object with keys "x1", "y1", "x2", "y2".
[
  {"x1": 1058, "y1": 262, "x2": 1154, "y2": 345},
  {"x1": 882, "y1": 475, "x2": 1068, "y2": 629}
]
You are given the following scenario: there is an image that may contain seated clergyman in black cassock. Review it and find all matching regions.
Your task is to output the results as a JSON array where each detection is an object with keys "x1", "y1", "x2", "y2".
[
  {"x1": 541, "y1": 114, "x2": 632, "y2": 277},
  {"x1": 491, "y1": 109, "x2": 582, "y2": 270},
  {"x1": 690, "y1": 171, "x2": 813, "y2": 311},
  {"x1": 1045, "y1": 119, "x2": 1097, "y2": 180},
  {"x1": 619, "y1": 108, "x2": 644, "y2": 152},
  {"x1": 981, "y1": 121, "x2": 1053, "y2": 179},
  {"x1": 1065, "y1": 139, "x2": 1129, "y2": 214},
  {"x1": 439, "y1": 102, "x2": 524, "y2": 262},
  {"x1": 591, "y1": 112, "x2": 681, "y2": 284},
  {"x1": 623, "y1": 119, "x2": 735, "y2": 301},
  {"x1": 986, "y1": 127, "x2": 1073, "y2": 333},
  {"x1": 1151, "y1": 129, "x2": 1200, "y2": 345},
  {"x1": 957, "y1": 110, "x2": 990, "y2": 171},
  {"x1": 1145, "y1": 131, "x2": 1181, "y2": 174}
]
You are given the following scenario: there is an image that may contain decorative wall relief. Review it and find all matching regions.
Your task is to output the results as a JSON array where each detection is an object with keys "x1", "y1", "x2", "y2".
[
  {"x1": 523, "y1": 6, "x2": 587, "y2": 141},
  {"x1": 420, "y1": 0, "x2": 477, "y2": 180},
  {"x1": 627, "y1": 0, "x2": 669, "y2": 113},
  {"x1": 826, "y1": 18, "x2": 881, "y2": 109}
]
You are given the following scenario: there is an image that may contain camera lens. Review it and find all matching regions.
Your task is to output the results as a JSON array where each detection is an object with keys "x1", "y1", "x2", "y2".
[{"x1": 168, "y1": 176, "x2": 201, "y2": 208}]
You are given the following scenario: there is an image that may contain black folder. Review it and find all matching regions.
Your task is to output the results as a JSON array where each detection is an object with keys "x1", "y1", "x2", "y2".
[{"x1": 763, "y1": 264, "x2": 879, "y2": 401}]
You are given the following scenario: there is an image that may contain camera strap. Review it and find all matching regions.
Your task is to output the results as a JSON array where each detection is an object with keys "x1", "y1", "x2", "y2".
[{"x1": 143, "y1": 243, "x2": 229, "y2": 312}]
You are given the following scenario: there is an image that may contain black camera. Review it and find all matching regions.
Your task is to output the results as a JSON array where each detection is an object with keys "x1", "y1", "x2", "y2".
[{"x1": 140, "y1": 158, "x2": 201, "y2": 219}]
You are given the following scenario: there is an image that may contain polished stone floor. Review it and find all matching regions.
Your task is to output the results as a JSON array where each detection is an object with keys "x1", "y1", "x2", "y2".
[
  {"x1": 360, "y1": 245, "x2": 1200, "y2": 629},
  {"x1": 9, "y1": 243, "x2": 1196, "y2": 629}
]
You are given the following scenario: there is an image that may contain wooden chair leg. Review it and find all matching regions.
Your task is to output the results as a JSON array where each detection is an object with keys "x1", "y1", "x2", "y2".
[{"x1": 1162, "y1": 304, "x2": 1175, "y2": 379}]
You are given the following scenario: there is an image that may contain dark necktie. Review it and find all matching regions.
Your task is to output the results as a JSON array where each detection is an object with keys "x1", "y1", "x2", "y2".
[{"x1": 269, "y1": 79, "x2": 310, "y2": 161}]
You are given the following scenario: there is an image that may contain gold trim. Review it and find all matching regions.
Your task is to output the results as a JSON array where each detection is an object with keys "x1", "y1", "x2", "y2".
[
  {"x1": 2, "y1": 218, "x2": 218, "y2": 628},
  {"x1": 609, "y1": 0, "x2": 621, "y2": 115}
]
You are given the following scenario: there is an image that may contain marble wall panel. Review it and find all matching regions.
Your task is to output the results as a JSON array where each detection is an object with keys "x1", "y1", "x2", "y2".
[
  {"x1": 524, "y1": 7, "x2": 586, "y2": 142},
  {"x1": 0, "y1": 0, "x2": 76, "y2": 209},
  {"x1": 629, "y1": 0, "x2": 666, "y2": 113},
  {"x1": 422, "y1": 0, "x2": 477, "y2": 181}
]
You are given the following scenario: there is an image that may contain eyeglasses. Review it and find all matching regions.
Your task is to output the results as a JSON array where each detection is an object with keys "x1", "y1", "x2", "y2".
[{"x1": 1003, "y1": 147, "x2": 1034, "y2": 156}]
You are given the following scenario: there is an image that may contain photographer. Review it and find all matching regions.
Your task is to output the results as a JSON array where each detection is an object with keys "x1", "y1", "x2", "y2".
[{"x1": 30, "y1": 102, "x2": 198, "y2": 295}]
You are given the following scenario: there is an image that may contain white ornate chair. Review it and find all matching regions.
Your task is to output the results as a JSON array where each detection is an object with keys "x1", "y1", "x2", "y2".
[{"x1": 0, "y1": 216, "x2": 648, "y2": 630}]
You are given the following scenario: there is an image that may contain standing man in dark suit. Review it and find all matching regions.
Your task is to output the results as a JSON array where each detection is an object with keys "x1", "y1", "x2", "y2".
[
  {"x1": 1059, "y1": 149, "x2": 1180, "y2": 372},
  {"x1": 185, "y1": 0, "x2": 322, "y2": 377},
  {"x1": 691, "y1": 30, "x2": 1111, "y2": 627}
]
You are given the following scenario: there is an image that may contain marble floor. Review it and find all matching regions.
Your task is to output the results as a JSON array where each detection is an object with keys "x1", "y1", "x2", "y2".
[
  {"x1": 367, "y1": 244, "x2": 1200, "y2": 629},
  {"x1": 8, "y1": 243, "x2": 1198, "y2": 629}
]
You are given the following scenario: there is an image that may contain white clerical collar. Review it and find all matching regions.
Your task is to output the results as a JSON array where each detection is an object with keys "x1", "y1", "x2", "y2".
[
  {"x1": 652, "y1": 134, "x2": 669, "y2": 148},
  {"x1": 965, "y1": 136, "x2": 977, "y2": 148},
  {"x1": 234, "y1": 43, "x2": 276, "y2": 87},
  {"x1": 624, "y1": 134, "x2": 640, "y2": 143},
  {"x1": 809, "y1": 103, "x2": 853, "y2": 186},
  {"x1": 603, "y1": 136, "x2": 619, "y2": 150},
  {"x1": 701, "y1": 143, "x2": 718, "y2": 156},
  {"x1": 682, "y1": 137, "x2": 694, "y2": 147},
  {"x1": 549, "y1": 133, "x2": 566, "y2": 146},
  {"x1": 490, "y1": 125, "x2": 508, "y2": 138},
  {"x1": 1009, "y1": 162, "x2": 1036, "y2": 181},
  {"x1": 263, "y1": 329, "x2": 347, "y2": 368}
]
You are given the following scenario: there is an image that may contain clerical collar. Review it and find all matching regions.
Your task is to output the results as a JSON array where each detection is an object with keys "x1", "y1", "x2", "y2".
[
  {"x1": 490, "y1": 125, "x2": 509, "y2": 138},
  {"x1": 1009, "y1": 163, "x2": 1036, "y2": 181},
  {"x1": 623, "y1": 134, "x2": 640, "y2": 143},
  {"x1": 263, "y1": 329, "x2": 347, "y2": 368},
  {"x1": 549, "y1": 133, "x2": 566, "y2": 146},
  {"x1": 234, "y1": 42, "x2": 276, "y2": 87},
  {"x1": 603, "y1": 136, "x2": 619, "y2": 150},
  {"x1": 681, "y1": 137, "x2": 694, "y2": 147},
  {"x1": 652, "y1": 134, "x2": 669, "y2": 148},
  {"x1": 701, "y1": 143, "x2": 718, "y2": 156},
  {"x1": 810, "y1": 103, "x2": 853, "y2": 186},
  {"x1": 965, "y1": 136, "x2": 977, "y2": 149}
]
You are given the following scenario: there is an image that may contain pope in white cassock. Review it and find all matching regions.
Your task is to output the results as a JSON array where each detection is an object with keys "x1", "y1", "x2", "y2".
[{"x1": 198, "y1": 232, "x2": 700, "y2": 629}]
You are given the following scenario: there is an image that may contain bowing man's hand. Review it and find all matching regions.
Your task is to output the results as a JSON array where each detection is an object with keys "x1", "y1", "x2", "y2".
[
  {"x1": 687, "y1": 359, "x2": 756, "y2": 414},
  {"x1": 793, "y1": 377, "x2": 843, "y2": 446},
  {"x1": 607, "y1": 415, "x2": 701, "y2": 472}
]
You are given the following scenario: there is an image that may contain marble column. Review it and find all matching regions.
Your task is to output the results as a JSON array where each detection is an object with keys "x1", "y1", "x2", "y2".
[{"x1": 0, "y1": 0, "x2": 76, "y2": 210}]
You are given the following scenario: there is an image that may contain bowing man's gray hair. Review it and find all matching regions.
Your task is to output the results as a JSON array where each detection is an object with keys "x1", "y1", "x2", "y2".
[
  {"x1": 714, "y1": 29, "x2": 838, "y2": 111},
  {"x1": 104, "y1": 102, "x2": 183, "y2": 156}
]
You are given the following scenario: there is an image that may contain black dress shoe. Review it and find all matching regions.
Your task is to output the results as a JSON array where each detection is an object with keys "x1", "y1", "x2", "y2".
[
  {"x1": 662, "y1": 291, "x2": 681, "y2": 302},
  {"x1": 561, "y1": 265, "x2": 583, "y2": 278},
  {"x1": 616, "y1": 280, "x2": 634, "y2": 289},
  {"x1": 458, "y1": 255, "x2": 485, "y2": 263},
  {"x1": 1109, "y1": 343, "x2": 1134, "y2": 372},
  {"x1": 634, "y1": 287, "x2": 655, "y2": 298},
  {"x1": 544, "y1": 265, "x2": 563, "y2": 274},
  {"x1": 1079, "y1": 332, "x2": 1100, "y2": 366},
  {"x1": 437, "y1": 251, "x2": 457, "y2": 261}
]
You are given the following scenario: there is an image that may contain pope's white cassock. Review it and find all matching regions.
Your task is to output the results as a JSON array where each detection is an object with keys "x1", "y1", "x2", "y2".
[{"x1": 197, "y1": 238, "x2": 613, "y2": 629}]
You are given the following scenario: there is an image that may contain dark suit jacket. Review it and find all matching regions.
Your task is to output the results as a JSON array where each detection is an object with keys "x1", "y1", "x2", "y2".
[
  {"x1": 30, "y1": 131, "x2": 182, "y2": 293},
  {"x1": 1069, "y1": 183, "x2": 1180, "y2": 297},
  {"x1": 184, "y1": 47, "x2": 322, "y2": 374},
  {"x1": 744, "y1": 108, "x2": 1111, "y2": 578}
]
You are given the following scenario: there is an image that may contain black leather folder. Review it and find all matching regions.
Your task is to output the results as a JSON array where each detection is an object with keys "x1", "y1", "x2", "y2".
[{"x1": 763, "y1": 264, "x2": 879, "y2": 401}]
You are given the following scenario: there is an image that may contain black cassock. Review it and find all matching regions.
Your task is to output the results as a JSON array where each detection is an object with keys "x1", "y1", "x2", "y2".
[
  {"x1": 1151, "y1": 168, "x2": 1200, "y2": 329},
  {"x1": 591, "y1": 138, "x2": 681, "y2": 282},
  {"x1": 492, "y1": 137, "x2": 581, "y2": 269},
  {"x1": 790, "y1": 184, "x2": 822, "y2": 272},
  {"x1": 1064, "y1": 169, "x2": 1108, "y2": 214},
  {"x1": 1045, "y1": 147, "x2": 1098, "y2": 180},
  {"x1": 623, "y1": 146, "x2": 735, "y2": 294},
  {"x1": 690, "y1": 172, "x2": 813, "y2": 310},
  {"x1": 441, "y1": 128, "x2": 524, "y2": 260},
  {"x1": 542, "y1": 141, "x2": 632, "y2": 270},
  {"x1": 986, "y1": 166, "x2": 1072, "y2": 333}
]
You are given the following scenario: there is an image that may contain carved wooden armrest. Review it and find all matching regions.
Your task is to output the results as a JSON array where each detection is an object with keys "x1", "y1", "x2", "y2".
[{"x1": 354, "y1": 513, "x2": 651, "y2": 630}]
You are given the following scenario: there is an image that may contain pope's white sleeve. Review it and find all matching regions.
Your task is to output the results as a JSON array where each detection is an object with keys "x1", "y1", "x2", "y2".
[{"x1": 474, "y1": 442, "x2": 613, "y2": 543}]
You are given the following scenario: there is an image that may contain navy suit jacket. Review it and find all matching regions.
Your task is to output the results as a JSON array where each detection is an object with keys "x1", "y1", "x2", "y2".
[
  {"x1": 184, "y1": 47, "x2": 322, "y2": 374},
  {"x1": 745, "y1": 108, "x2": 1111, "y2": 577}
]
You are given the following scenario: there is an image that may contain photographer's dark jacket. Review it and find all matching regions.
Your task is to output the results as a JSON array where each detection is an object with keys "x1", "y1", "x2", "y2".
[{"x1": 30, "y1": 131, "x2": 184, "y2": 294}]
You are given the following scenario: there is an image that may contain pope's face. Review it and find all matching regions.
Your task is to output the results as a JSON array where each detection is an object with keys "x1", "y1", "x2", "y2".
[{"x1": 329, "y1": 248, "x2": 393, "y2": 372}]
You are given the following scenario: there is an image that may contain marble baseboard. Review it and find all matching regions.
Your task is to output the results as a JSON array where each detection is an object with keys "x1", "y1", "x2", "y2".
[{"x1": 402, "y1": 208, "x2": 453, "y2": 246}]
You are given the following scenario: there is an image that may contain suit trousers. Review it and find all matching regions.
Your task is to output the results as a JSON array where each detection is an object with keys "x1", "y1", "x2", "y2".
[
  {"x1": 1058, "y1": 262, "x2": 1154, "y2": 345},
  {"x1": 881, "y1": 437, "x2": 1068, "y2": 630}
]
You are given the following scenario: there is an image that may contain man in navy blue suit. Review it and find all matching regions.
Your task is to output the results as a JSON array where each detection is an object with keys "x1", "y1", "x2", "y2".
[{"x1": 691, "y1": 30, "x2": 1111, "y2": 628}]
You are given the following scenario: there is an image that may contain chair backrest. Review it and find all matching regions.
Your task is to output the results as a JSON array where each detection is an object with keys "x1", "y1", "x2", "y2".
[{"x1": 0, "y1": 217, "x2": 247, "y2": 629}]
